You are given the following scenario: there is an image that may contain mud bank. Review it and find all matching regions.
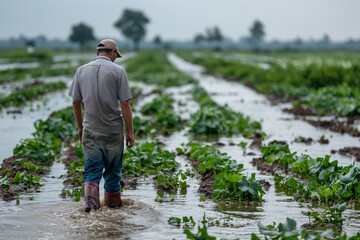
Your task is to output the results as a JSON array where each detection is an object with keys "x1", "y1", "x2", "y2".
[{"x1": 0, "y1": 156, "x2": 50, "y2": 201}]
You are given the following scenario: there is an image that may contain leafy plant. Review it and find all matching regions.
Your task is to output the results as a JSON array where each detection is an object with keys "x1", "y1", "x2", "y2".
[
  {"x1": 12, "y1": 171, "x2": 41, "y2": 186},
  {"x1": 302, "y1": 203, "x2": 347, "y2": 232},
  {"x1": 123, "y1": 142, "x2": 179, "y2": 176},
  {"x1": 13, "y1": 138, "x2": 55, "y2": 163},
  {"x1": 184, "y1": 224, "x2": 216, "y2": 240},
  {"x1": 188, "y1": 85, "x2": 262, "y2": 138},
  {"x1": 261, "y1": 143, "x2": 360, "y2": 203},
  {"x1": 185, "y1": 143, "x2": 265, "y2": 202}
]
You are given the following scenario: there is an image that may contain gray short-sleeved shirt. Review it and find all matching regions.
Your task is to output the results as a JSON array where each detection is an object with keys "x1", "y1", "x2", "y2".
[{"x1": 68, "y1": 56, "x2": 132, "y2": 134}]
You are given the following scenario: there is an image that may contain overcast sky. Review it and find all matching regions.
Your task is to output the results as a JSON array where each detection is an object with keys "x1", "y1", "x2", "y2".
[{"x1": 1, "y1": 0, "x2": 359, "y2": 42}]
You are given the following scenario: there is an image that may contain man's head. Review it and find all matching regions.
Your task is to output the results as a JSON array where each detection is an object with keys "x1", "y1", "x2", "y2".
[{"x1": 97, "y1": 39, "x2": 122, "y2": 62}]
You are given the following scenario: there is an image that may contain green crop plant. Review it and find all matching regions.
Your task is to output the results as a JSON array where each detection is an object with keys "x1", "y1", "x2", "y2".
[
  {"x1": 157, "y1": 171, "x2": 188, "y2": 192},
  {"x1": 33, "y1": 118, "x2": 77, "y2": 142},
  {"x1": 262, "y1": 144, "x2": 360, "y2": 203},
  {"x1": 140, "y1": 94, "x2": 183, "y2": 133},
  {"x1": 185, "y1": 143, "x2": 265, "y2": 202},
  {"x1": 13, "y1": 138, "x2": 55, "y2": 163},
  {"x1": 168, "y1": 216, "x2": 196, "y2": 227},
  {"x1": 61, "y1": 187, "x2": 83, "y2": 202},
  {"x1": 51, "y1": 106, "x2": 76, "y2": 126},
  {"x1": 155, "y1": 109, "x2": 182, "y2": 130},
  {"x1": 12, "y1": 171, "x2": 42, "y2": 187},
  {"x1": 184, "y1": 224, "x2": 216, "y2": 240},
  {"x1": 133, "y1": 116, "x2": 156, "y2": 137},
  {"x1": 140, "y1": 94, "x2": 175, "y2": 115},
  {"x1": 251, "y1": 217, "x2": 360, "y2": 240},
  {"x1": 123, "y1": 142, "x2": 179, "y2": 176},
  {"x1": 302, "y1": 203, "x2": 347, "y2": 234},
  {"x1": 188, "y1": 85, "x2": 262, "y2": 138},
  {"x1": 188, "y1": 105, "x2": 261, "y2": 138},
  {"x1": 15, "y1": 159, "x2": 45, "y2": 172},
  {"x1": 0, "y1": 175, "x2": 10, "y2": 188}
]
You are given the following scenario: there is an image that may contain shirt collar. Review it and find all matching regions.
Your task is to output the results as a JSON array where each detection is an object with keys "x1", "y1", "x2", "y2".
[{"x1": 94, "y1": 56, "x2": 111, "y2": 62}]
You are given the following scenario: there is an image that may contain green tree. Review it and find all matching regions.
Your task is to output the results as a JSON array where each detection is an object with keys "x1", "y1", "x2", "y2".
[
  {"x1": 249, "y1": 20, "x2": 265, "y2": 51},
  {"x1": 114, "y1": 9, "x2": 150, "y2": 51},
  {"x1": 194, "y1": 33, "x2": 205, "y2": 44},
  {"x1": 153, "y1": 35, "x2": 162, "y2": 48},
  {"x1": 26, "y1": 39, "x2": 35, "y2": 48},
  {"x1": 206, "y1": 26, "x2": 223, "y2": 50},
  {"x1": 69, "y1": 23, "x2": 95, "y2": 49},
  {"x1": 206, "y1": 26, "x2": 223, "y2": 43}
]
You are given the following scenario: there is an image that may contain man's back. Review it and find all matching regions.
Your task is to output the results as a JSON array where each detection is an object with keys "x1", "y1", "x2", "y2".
[{"x1": 69, "y1": 56, "x2": 132, "y2": 134}]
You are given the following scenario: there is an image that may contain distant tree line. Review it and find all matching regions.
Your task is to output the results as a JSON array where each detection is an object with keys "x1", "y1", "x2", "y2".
[{"x1": 2, "y1": 9, "x2": 360, "y2": 51}]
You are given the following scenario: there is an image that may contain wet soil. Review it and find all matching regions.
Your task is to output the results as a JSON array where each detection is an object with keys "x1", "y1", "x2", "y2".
[
  {"x1": 268, "y1": 140, "x2": 288, "y2": 146},
  {"x1": 306, "y1": 119, "x2": 360, "y2": 137},
  {"x1": 293, "y1": 137, "x2": 313, "y2": 145},
  {"x1": 283, "y1": 107, "x2": 318, "y2": 116},
  {"x1": 0, "y1": 156, "x2": 49, "y2": 201},
  {"x1": 6, "y1": 109, "x2": 22, "y2": 114},
  {"x1": 213, "y1": 142, "x2": 226, "y2": 148},
  {"x1": 187, "y1": 157, "x2": 214, "y2": 198},
  {"x1": 318, "y1": 137, "x2": 329, "y2": 144},
  {"x1": 333, "y1": 147, "x2": 360, "y2": 161},
  {"x1": 249, "y1": 133, "x2": 263, "y2": 150},
  {"x1": 251, "y1": 157, "x2": 291, "y2": 176},
  {"x1": 13, "y1": 80, "x2": 45, "y2": 92}
]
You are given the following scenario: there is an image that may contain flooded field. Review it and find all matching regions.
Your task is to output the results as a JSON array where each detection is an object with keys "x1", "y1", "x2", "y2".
[{"x1": 0, "y1": 51, "x2": 359, "y2": 239}]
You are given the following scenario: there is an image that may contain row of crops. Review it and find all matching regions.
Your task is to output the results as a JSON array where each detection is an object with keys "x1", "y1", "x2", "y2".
[
  {"x1": 178, "y1": 51, "x2": 360, "y2": 117},
  {"x1": 0, "y1": 50, "x2": 360, "y2": 239}
]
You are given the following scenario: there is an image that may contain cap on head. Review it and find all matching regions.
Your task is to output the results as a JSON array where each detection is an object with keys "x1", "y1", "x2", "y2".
[{"x1": 97, "y1": 39, "x2": 122, "y2": 58}]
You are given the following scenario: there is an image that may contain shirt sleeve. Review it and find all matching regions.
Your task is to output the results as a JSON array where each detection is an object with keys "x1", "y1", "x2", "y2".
[
  {"x1": 118, "y1": 69, "x2": 132, "y2": 102},
  {"x1": 68, "y1": 68, "x2": 83, "y2": 101}
]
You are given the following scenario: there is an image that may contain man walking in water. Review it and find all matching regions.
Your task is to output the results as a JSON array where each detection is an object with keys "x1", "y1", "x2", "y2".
[{"x1": 68, "y1": 39, "x2": 135, "y2": 212}]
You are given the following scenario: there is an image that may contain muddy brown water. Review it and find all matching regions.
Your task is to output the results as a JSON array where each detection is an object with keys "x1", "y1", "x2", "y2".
[{"x1": 0, "y1": 53, "x2": 359, "y2": 239}]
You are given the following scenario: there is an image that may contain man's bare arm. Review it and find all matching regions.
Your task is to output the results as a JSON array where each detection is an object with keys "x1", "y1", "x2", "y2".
[
  {"x1": 72, "y1": 99, "x2": 83, "y2": 142},
  {"x1": 120, "y1": 100, "x2": 135, "y2": 148}
]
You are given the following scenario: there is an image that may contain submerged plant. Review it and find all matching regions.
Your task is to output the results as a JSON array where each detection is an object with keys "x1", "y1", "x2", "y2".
[{"x1": 302, "y1": 203, "x2": 347, "y2": 233}]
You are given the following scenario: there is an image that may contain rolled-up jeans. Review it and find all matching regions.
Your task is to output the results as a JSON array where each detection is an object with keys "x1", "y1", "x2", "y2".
[{"x1": 82, "y1": 128, "x2": 124, "y2": 192}]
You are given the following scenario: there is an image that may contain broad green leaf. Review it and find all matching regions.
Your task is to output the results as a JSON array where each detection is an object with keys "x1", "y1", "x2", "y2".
[{"x1": 13, "y1": 171, "x2": 22, "y2": 183}]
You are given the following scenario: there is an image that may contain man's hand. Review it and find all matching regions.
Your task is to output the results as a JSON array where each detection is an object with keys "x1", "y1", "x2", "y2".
[
  {"x1": 126, "y1": 132, "x2": 135, "y2": 148},
  {"x1": 78, "y1": 128, "x2": 83, "y2": 142},
  {"x1": 72, "y1": 99, "x2": 84, "y2": 142},
  {"x1": 121, "y1": 100, "x2": 135, "y2": 148}
]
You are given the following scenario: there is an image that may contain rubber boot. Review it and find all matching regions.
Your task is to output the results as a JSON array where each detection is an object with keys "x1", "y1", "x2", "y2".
[
  {"x1": 84, "y1": 182, "x2": 100, "y2": 212},
  {"x1": 105, "y1": 190, "x2": 122, "y2": 208}
]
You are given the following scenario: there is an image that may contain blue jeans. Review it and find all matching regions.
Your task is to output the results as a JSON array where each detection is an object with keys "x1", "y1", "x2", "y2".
[{"x1": 82, "y1": 129, "x2": 124, "y2": 192}]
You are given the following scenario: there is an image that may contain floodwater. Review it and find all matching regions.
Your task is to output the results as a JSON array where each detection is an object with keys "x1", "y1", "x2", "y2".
[{"x1": 0, "y1": 53, "x2": 359, "y2": 239}]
